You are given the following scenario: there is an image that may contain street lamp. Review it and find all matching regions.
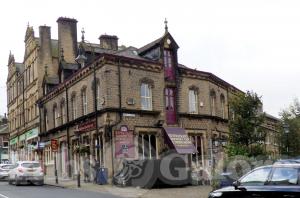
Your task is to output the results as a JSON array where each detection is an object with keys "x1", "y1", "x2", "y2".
[
  {"x1": 283, "y1": 124, "x2": 289, "y2": 155},
  {"x1": 0, "y1": 146, "x2": 2, "y2": 163},
  {"x1": 75, "y1": 29, "x2": 100, "y2": 163},
  {"x1": 74, "y1": 129, "x2": 82, "y2": 188}
]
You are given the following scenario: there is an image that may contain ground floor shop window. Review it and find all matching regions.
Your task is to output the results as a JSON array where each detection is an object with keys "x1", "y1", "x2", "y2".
[
  {"x1": 189, "y1": 135, "x2": 204, "y2": 168},
  {"x1": 59, "y1": 142, "x2": 68, "y2": 177},
  {"x1": 138, "y1": 133, "x2": 157, "y2": 159},
  {"x1": 93, "y1": 134, "x2": 104, "y2": 166},
  {"x1": 44, "y1": 146, "x2": 54, "y2": 165},
  {"x1": 72, "y1": 139, "x2": 79, "y2": 174}
]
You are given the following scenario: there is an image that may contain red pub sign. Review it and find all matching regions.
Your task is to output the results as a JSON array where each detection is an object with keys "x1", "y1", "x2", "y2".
[
  {"x1": 77, "y1": 119, "x2": 96, "y2": 133},
  {"x1": 51, "y1": 139, "x2": 58, "y2": 152},
  {"x1": 115, "y1": 126, "x2": 135, "y2": 158}
]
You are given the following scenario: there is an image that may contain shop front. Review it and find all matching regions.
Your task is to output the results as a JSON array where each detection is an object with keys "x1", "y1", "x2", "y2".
[
  {"x1": 71, "y1": 119, "x2": 103, "y2": 180},
  {"x1": 25, "y1": 127, "x2": 39, "y2": 161},
  {"x1": 9, "y1": 137, "x2": 18, "y2": 163},
  {"x1": 19, "y1": 133, "x2": 26, "y2": 160},
  {"x1": 112, "y1": 126, "x2": 198, "y2": 187}
]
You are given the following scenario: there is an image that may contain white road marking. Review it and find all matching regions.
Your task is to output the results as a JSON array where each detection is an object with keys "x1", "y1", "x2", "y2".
[{"x1": 0, "y1": 193, "x2": 9, "y2": 198}]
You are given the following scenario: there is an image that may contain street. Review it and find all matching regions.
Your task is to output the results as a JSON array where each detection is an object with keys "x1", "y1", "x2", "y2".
[{"x1": 0, "y1": 181, "x2": 121, "y2": 198}]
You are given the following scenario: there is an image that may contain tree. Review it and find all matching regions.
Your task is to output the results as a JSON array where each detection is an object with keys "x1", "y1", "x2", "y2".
[
  {"x1": 228, "y1": 91, "x2": 266, "y2": 157},
  {"x1": 279, "y1": 98, "x2": 300, "y2": 157}
]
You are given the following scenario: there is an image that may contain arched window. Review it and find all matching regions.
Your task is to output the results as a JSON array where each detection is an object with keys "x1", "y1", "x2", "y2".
[
  {"x1": 141, "y1": 83, "x2": 152, "y2": 110},
  {"x1": 220, "y1": 94, "x2": 226, "y2": 119},
  {"x1": 71, "y1": 94, "x2": 77, "y2": 120},
  {"x1": 189, "y1": 89, "x2": 198, "y2": 114},
  {"x1": 53, "y1": 104, "x2": 59, "y2": 127},
  {"x1": 210, "y1": 90, "x2": 216, "y2": 116},
  {"x1": 96, "y1": 82, "x2": 102, "y2": 110},
  {"x1": 44, "y1": 109, "x2": 48, "y2": 131},
  {"x1": 61, "y1": 100, "x2": 66, "y2": 124},
  {"x1": 81, "y1": 88, "x2": 87, "y2": 115}
]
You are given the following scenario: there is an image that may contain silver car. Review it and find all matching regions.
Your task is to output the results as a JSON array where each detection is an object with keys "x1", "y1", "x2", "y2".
[
  {"x1": 8, "y1": 161, "x2": 44, "y2": 186},
  {"x1": 0, "y1": 164, "x2": 13, "y2": 180}
]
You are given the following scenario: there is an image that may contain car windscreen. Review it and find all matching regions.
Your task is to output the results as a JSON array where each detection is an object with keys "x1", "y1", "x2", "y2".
[{"x1": 21, "y1": 163, "x2": 40, "y2": 168}]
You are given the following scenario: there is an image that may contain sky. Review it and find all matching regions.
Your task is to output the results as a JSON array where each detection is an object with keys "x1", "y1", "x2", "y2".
[{"x1": 0, "y1": 0, "x2": 299, "y2": 117}]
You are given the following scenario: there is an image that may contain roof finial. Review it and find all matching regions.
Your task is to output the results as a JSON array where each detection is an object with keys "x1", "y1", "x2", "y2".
[
  {"x1": 81, "y1": 28, "x2": 85, "y2": 42},
  {"x1": 60, "y1": 48, "x2": 64, "y2": 60},
  {"x1": 44, "y1": 64, "x2": 48, "y2": 76},
  {"x1": 164, "y1": 18, "x2": 168, "y2": 33}
]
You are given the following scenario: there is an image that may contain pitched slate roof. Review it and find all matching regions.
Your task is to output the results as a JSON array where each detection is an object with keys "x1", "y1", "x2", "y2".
[
  {"x1": 138, "y1": 36, "x2": 164, "y2": 55},
  {"x1": 0, "y1": 124, "x2": 8, "y2": 135},
  {"x1": 45, "y1": 76, "x2": 59, "y2": 85}
]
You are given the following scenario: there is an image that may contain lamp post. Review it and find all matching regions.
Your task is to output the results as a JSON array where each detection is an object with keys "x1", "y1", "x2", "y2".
[
  {"x1": 0, "y1": 146, "x2": 2, "y2": 163},
  {"x1": 74, "y1": 129, "x2": 81, "y2": 188},
  {"x1": 75, "y1": 30, "x2": 100, "y2": 163},
  {"x1": 283, "y1": 124, "x2": 289, "y2": 156}
]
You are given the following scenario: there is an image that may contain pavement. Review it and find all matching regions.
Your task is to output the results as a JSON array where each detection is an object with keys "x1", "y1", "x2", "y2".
[
  {"x1": 44, "y1": 176, "x2": 212, "y2": 198},
  {"x1": 0, "y1": 181, "x2": 121, "y2": 198}
]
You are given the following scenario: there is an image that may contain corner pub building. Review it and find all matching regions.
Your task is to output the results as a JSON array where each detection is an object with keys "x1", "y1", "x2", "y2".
[{"x1": 6, "y1": 17, "x2": 279, "y2": 183}]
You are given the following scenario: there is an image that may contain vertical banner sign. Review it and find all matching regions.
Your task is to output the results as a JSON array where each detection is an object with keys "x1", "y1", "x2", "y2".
[
  {"x1": 51, "y1": 139, "x2": 58, "y2": 152},
  {"x1": 115, "y1": 126, "x2": 135, "y2": 158},
  {"x1": 51, "y1": 139, "x2": 59, "y2": 184}
]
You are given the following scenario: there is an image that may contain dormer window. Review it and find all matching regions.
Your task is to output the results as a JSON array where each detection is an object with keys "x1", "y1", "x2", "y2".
[{"x1": 163, "y1": 50, "x2": 175, "y2": 80}]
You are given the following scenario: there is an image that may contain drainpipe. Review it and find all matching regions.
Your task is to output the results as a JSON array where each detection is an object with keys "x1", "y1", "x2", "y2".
[
  {"x1": 109, "y1": 58, "x2": 123, "y2": 179},
  {"x1": 38, "y1": 101, "x2": 43, "y2": 170},
  {"x1": 65, "y1": 86, "x2": 72, "y2": 178}
]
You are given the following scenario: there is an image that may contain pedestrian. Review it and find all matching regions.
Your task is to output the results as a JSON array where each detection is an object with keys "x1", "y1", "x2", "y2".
[
  {"x1": 92, "y1": 159, "x2": 100, "y2": 183},
  {"x1": 83, "y1": 156, "x2": 90, "y2": 182}
]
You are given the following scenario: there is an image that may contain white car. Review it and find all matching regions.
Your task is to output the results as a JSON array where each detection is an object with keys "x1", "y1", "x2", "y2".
[
  {"x1": 8, "y1": 161, "x2": 44, "y2": 186},
  {"x1": 0, "y1": 164, "x2": 13, "y2": 180}
]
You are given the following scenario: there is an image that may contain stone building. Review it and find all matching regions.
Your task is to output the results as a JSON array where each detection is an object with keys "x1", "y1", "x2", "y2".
[
  {"x1": 36, "y1": 18, "x2": 237, "y2": 180},
  {"x1": 263, "y1": 113, "x2": 281, "y2": 157},
  {"x1": 6, "y1": 19, "x2": 70, "y2": 163},
  {"x1": 7, "y1": 17, "x2": 280, "y2": 182},
  {"x1": 0, "y1": 115, "x2": 9, "y2": 163}
]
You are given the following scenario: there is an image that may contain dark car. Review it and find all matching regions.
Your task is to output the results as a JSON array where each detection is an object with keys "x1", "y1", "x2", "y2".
[{"x1": 209, "y1": 163, "x2": 300, "y2": 198}]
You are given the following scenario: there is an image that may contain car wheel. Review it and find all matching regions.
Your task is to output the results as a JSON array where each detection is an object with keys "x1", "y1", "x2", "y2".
[
  {"x1": 36, "y1": 180, "x2": 44, "y2": 186},
  {"x1": 8, "y1": 179, "x2": 12, "y2": 185},
  {"x1": 15, "y1": 176, "x2": 20, "y2": 186}
]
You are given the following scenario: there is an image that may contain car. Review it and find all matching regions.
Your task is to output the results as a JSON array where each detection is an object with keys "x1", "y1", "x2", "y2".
[
  {"x1": 208, "y1": 163, "x2": 300, "y2": 198},
  {"x1": 8, "y1": 161, "x2": 44, "y2": 186},
  {"x1": 0, "y1": 164, "x2": 13, "y2": 180}
]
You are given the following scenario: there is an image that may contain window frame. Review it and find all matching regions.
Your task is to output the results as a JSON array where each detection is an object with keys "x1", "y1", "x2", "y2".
[
  {"x1": 220, "y1": 95, "x2": 225, "y2": 119},
  {"x1": 141, "y1": 83, "x2": 153, "y2": 111},
  {"x1": 53, "y1": 105, "x2": 59, "y2": 127},
  {"x1": 210, "y1": 90, "x2": 217, "y2": 116},
  {"x1": 138, "y1": 133, "x2": 157, "y2": 160},
  {"x1": 188, "y1": 89, "x2": 198, "y2": 114},
  {"x1": 96, "y1": 82, "x2": 101, "y2": 110},
  {"x1": 71, "y1": 95, "x2": 77, "y2": 120},
  {"x1": 61, "y1": 101, "x2": 66, "y2": 124},
  {"x1": 82, "y1": 89, "x2": 88, "y2": 115}
]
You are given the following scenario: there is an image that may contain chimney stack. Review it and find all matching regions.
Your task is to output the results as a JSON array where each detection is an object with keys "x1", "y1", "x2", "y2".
[
  {"x1": 57, "y1": 17, "x2": 78, "y2": 63},
  {"x1": 99, "y1": 35, "x2": 118, "y2": 51},
  {"x1": 39, "y1": 26, "x2": 53, "y2": 74}
]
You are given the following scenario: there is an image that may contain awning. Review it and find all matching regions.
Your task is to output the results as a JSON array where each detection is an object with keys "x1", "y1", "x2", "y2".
[
  {"x1": 10, "y1": 137, "x2": 18, "y2": 145},
  {"x1": 163, "y1": 127, "x2": 196, "y2": 154},
  {"x1": 26, "y1": 128, "x2": 38, "y2": 141}
]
